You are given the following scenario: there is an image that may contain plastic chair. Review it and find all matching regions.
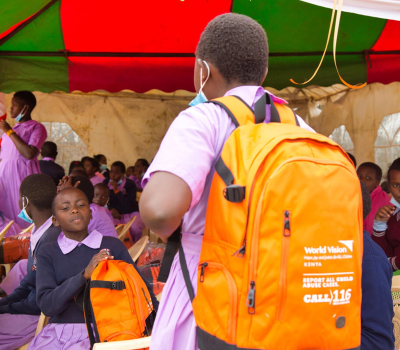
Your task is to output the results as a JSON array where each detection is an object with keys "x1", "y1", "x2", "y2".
[
  {"x1": 116, "y1": 224, "x2": 125, "y2": 236},
  {"x1": 19, "y1": 223, "x2": 34, "y2": 235},
  {"x1": 392, "y1": 275, "x2": 400, "y2": 349},
  {"x1": 128, "y1": 236, "x2": 148, "y2": 263},
  {"x1": 17, "y1": 313, "x2": 49, "y2": 350},
  {"x1": 118, "y1": 216, "x2": 137, "y2": 242},
  {"x1": 93, "y1": 336, "x2": 151, "y2": 350}
]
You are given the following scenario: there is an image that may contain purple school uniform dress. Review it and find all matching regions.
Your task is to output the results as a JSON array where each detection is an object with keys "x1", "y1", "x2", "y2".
[
  {"x1": 0, "y1": 217, "x2": 53, "y2": 350},
  {"x1": 27, "y1": 231, "x2": 104, "y2": 350},
  {"x1": 90, "y1": 173, "x2": 105, "y2": 187},
  {"x1": 108, "y1": 178, "x2": 145, "y2": 243},
  {"x1": 0, "y1": 120, "x2": 47, "y2": 228},
  {"x1": 143, "y1": 86, "x2": 314, "y2": 350}
]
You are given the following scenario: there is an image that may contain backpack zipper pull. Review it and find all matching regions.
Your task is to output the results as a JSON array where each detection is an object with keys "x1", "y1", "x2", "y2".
[
  {"x1": 246, "y1": 281, "x2": 256, "y2": 314},
  {"x1": 199, "y1": 262, "x2": 208, "y2": 283},
  {"x1": 284, "y1": 211, "x2": 291, "y2": 236},
  {"x1": 232, "y1": 241, "x2": 246, "y2": 258}
]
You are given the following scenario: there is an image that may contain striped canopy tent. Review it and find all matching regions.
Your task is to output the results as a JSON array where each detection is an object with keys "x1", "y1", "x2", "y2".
[{"x1": 0, "y1": 0, "x2": 399, "y2": 94}]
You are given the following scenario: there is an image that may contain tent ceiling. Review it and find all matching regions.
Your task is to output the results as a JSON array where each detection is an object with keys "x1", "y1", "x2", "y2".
[{"x1": 0, "y1": 0, "x2": 399, "y2": 93}]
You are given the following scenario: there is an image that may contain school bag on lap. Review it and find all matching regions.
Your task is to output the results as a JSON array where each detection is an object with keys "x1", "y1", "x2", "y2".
[
  {"x1": 180, "y1": 93, "x2": 363, "y2": 350},
  {"x1": 83, "y1": 260, "x2": 156, "y2": 349}
]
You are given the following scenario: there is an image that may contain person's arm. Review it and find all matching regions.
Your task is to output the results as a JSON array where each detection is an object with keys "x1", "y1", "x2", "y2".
[
  {"x1": 36, "y1": 249, "x2": 88, "y2": 317},
  {"x1": 371, "y1": 206, "x2": 395, "y2": 260},
  {"x1": 361, "y1": 253, "x2": 394, "y2": 349},
  {"x1": 0, "y1": 289, "x2": 40, "y2": 315},
  {"x1": 140, "y1": 172, "x2": 191, "y2": 242},
  {"x1": 0, "y1": 120, "x2": 39, "y2": 159},
  {"x1": 0, "y1": 275, "x2": 31, "y2": 306}
]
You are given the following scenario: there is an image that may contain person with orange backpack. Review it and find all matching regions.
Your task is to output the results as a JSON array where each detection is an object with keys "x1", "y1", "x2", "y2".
[
  {"x1": 140, "y1": 13, "x2": 362, "y2": 350},
  {"x1": 29, "y1": 187, "x2": 158, "y2": 349}
]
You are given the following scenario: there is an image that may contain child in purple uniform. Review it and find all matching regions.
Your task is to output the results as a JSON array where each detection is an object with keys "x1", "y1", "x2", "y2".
[
  {"x1": 140, "y1": 14, "x2": 313, "y2": 350},
  {"x1": 0, "y1": 91, "x2": 47, "y2": 228},
  {"x1": 82, "y1": 156, "x2": 105, "y2": 187},
  {"x1": 0, "y1": 174, "x2": 60, "y2": 350},
  {"x1": 28, "y1": 187, "x2": 158, "y2": 349}
]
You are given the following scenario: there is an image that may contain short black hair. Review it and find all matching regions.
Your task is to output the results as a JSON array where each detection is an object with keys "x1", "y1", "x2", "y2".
[
  {"x1": 136, "y1": 158, "x2": 150, "y2": 168},
  {"x1": 360, "y1": 181, "x2": 372, "y2": 220},
  {"x1": 52, "y1": 187, "x2": 88, "y2": 216},
  {"x1": 13, "y1": 91, "x2": 37, "y2": 110},
  {"x1": 20, "y1": 174, "x2": 56, "y2": 211},
  {"x1": 111, "y1": 161, "x2": 126, "y2": 173},
  {"x1": 94, "y1": 183, "x2": 109, "y2": 192},
  {"x1": 41, "y1": 141, "x2": 58, "y2": 158},
  {"x1": 387, "y1": 158, "x2": 400, "y2": 183},
  {"x1": 346, "y1": 153, "x2": 356, "y2": 168},
  {"x1": 94, "y1": 154, "x2": 106, "y2": 162},
  {"x1": 71, "y1": 175, "x2": 94, "y2": 203},
  {"x1": 69, "y1": 160, "x2": 84, "y2": 175},
  {"x1": 196, "y1": 13, "x2": 268, "y2": 85},
  {"x1": 359, "y1": 162, "x2": 383, "y2": 182},
  {"x1": 82, "y1": 157, "x2": 100, "y2": 172}
]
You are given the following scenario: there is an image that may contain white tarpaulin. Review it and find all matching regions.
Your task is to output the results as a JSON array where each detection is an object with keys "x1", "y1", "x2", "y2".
[{"x1": 301, "y1": 0, "x2": 400, "y2": 20}]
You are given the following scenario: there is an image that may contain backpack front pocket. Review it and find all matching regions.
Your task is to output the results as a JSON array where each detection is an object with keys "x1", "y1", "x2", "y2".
[{"x1": 193, "y1": 262, "x2": 238, "y2": 344}]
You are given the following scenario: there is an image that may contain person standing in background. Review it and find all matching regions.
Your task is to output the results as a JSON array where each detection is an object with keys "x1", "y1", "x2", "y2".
[
  {"x1": 0, "y1": 91, "x2": 47, "y2": 228},
  {"x1": 39, "y1": 141, "x2": 65, "y2": 186}
]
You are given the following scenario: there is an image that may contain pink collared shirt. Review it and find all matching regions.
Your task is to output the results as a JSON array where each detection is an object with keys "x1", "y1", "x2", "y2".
[
  {"x1": 42, "y1": 157, "x2": 55, "y2": 162},
  {"x1": 143, "y1": 86, "x2": 313, "y2": 236},
  {"x1": 58, "y1": 229, "x2": 103, "y2": 254},
  {"x1": 30, "y1": 216, "x2": 53, "y2": 253}
]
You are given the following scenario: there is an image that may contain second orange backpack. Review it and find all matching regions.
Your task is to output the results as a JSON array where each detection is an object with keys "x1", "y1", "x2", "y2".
[{"x1": 180, "y1": 93, "x2": 363, "y2": 350}]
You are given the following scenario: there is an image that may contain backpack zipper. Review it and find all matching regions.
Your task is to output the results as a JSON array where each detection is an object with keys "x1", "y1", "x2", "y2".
[
  {"x1": 276, "y1": 210, "x2": 291, "y2": 321},
  {"x1": 125, "y1": 265, "x2": 146, "y2": 333}
]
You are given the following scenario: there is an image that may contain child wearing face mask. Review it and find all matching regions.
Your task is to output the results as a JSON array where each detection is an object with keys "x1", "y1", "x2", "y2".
[
  {"x1": 28, "y1": 187, "x2": 158, "y2": 350},
  {"x1": 94, "y1": 154, "x2": 110, "y2": 179},
  {"x1": 103, "y1": 161, "x2": 145, "y2": 242},
  {"x1": 0, "y1": 91, "x2": 47, "y2": 228},
  {"x1": 372, "y1": 158, "x2": 400, "y2": 272}
]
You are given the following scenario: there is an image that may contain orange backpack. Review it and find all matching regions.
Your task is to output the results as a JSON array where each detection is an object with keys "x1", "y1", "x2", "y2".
[
  {"x1": 180, "y1": 94, "x2": 363, "y2": 350},
  {"x1": 83, "y1": 260, "x2": 156, "y2": 349}
]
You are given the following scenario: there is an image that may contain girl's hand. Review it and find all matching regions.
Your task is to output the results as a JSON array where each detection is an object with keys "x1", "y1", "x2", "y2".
[
  {"x1": 57, "y1": 176, "x2": 80, "y2": 193},
  {"x1": 375, "y1": 205, "x2": 396, "y2": 222},
  {"x1": 83, "y1": 250, "x2": 114, "y2": 280},
  {"x1": 111, "y1": 208, "x2": 121, "y2": 220},
  {"x1": 0, "y1": 120, "x2": 12, "y2": 133},
  {"x1": 109, "y1": 180, "x2": 119, "y2": 191}
]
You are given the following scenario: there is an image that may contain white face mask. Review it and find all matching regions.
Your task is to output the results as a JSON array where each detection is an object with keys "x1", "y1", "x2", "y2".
[{"x1": 189, "y1": 60, "x2": 210, "y2": 107}]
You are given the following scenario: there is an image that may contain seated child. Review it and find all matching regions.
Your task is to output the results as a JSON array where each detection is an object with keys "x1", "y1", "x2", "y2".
[
  {"x1": 94, "y1": 154, "x2": 109, "y2": 178},
  {"x1": 39, "y1": 141, "x2": 65, "y2": 186},
  {"x1": 126, "y1": 166, "x2": 135, "y2": 178},
  {"x1": 360, "y1": 181, "x2": 394, "y2": 349},
  {"x1": 103, "y1": 161, "x2": 145, "y2": 242},
  {"x1": 93, "y1": 183, "x2": 114, "y2": 223},
  {"x1": 68, "y1": 160, "x2": 84, "y2": 175},
  {"x1": 372, "y1": 158, "x2": 400, "y2": 271},
  {"x1": 0, "y1": 210, "x2": 22, "y2": 237},
  {"x1": 82, "y1": 157, "x2": 104, "y2": 187},
  {"x1": 128, "y1": 159, "x2": 149, "y2": 192},
  {"x1": 0, "y1": 174, "x2": 61, "y2": 350},
  {"x1": 28, "y1": 187, "x2": 158, "y2": 349},
  {"x1": 357, "y1": 162, "x2": 391, "y2": 235}
]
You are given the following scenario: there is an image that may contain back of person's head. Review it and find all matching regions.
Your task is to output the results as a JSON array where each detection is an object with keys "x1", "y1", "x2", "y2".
[
  {"x1": 111, "y1": 161, "x2": 126, "y2": 174},
  {"x1": 346, "y1": 153, "x2": 356, "y2": 168},
  {"x1": 196, "y1": 13, "x2": 268, "y2": 85},
  {"x1": 41, "y1": 141, "x2": 58, "y2": 158},
  {"x1": 360, "y1": 181, "x2": 372, "y2": 220},
  {"x1": 69, "y1": 160, "x2": 84, "y2": 175},
  {"x1": 387, "y1": 158, "x2": 400, "y2": 182},
  {"x1": 20, "y1": 174, "x2": 57, "y2": 211},
  {"x1": 71, "y1": 175, "x2": 95, "y2": 203},
  {"x1": 13, "y1": 91, "x2": 37, "y2": 111}
]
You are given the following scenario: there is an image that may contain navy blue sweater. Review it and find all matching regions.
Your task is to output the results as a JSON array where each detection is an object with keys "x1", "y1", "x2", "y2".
[
  {"x1": 0, "y1": 224, "x2": 61, "y2": 315},
  {"x1": 36, "y1": 236, "x2": 158, "y2": 324},
  {"x1": 361, "y1": 230, "x2": 395, "y2": 349},
  {"x1": 104, "y1": 178, "x2": 139, "y2": 214}
]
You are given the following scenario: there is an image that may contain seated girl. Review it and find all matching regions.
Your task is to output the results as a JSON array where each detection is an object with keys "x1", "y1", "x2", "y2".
[
  {"x1": 94, "y1": 154, "x2": 110, "y2": 179},
  {"x1": 28, "y1": 187, "x2": 158, "y2": 349},
  {"x1": 93, "y1": 183, "x2": 114, "y2": 223},
  {"x1": 128, "y1": 159, "x2": 149, "y2": 192},
  {"x1": 82, "y1": 157, "x2": 105, "y2": 187},
  {"x1": 372, "y1": 158, "x2": 400, "y2": 271},
  {"x1": 103, "y1": 161, "x2": 145, "y2": 243},
  {"x1": 0, "y1": 174, "x2": 61, "y2": 350},
  {"x1": 68, "y1": 160, "x2": 84, "y2": 175}
]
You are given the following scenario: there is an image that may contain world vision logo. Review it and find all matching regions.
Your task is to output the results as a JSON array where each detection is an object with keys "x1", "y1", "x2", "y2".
[{"x1": 304, "y1": 241, "x2": 354, "y2": 254}]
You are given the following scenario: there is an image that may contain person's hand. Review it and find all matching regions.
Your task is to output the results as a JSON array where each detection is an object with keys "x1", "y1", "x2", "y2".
[
  {"x1": 109, "y1": 180, "x2": 119, "y2": 191},
  {"x1": 375, "y1": 205, "x2": 396, "y2": 222},
  {"x1": 57, "y1": 176, "x2": 80, "y2": 193},
  {"x1": 0, "y1": 120, "x2": 12, "y2": 133},
  {"x1": 83, "y1": 250, "x2": 114, "y2": 280},
  {"x1": 111, "y1": 208, "x2": 121, "y2": 220}
]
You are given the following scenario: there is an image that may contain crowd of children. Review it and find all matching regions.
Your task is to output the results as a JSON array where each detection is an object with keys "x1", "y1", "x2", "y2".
[{"x1": 0, "y1": 11, "x2": 398, "y2": 350}]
